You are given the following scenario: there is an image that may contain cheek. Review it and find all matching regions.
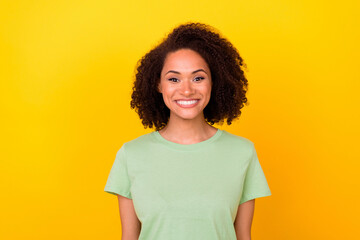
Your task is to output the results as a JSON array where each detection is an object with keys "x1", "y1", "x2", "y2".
[
  {"x1": 161, "y1": 85, "x2": 175, "y2": 101},
  {"x1": 161, "y1": 90, "x2": 176, "y2": 110},
  {"x1": 200, "y1": 84, "x2": 212, "y2": 97}
]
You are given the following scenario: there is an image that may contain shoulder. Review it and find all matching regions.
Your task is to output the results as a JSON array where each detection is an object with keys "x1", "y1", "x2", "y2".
[
  {"x1": 218, "y1": 130, "x2": 256, "y2": 160},
  {"x1": 220, "y1": 130, "x2": 255, "y2": 148},
  {"x1": 119, "y1": 132, "x2": 155, "y2": 153}
]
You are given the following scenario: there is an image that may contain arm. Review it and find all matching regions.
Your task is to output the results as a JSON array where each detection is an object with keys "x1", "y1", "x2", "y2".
[
  {"x1": 117, "y1": 194, "x2": 141, "y2": 240},
  {"x1": 234, "y1": 199, "x2": 255, "y2": 240}
]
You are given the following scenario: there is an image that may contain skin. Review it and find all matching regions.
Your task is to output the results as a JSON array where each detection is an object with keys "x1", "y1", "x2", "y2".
[
  {"x1": 157, "y1": 48, "x2": 217, "y2": 143},
  {"x1": 117, "y1": 195, "x2": 141, "y2": 240},
  {"x1": 117, "y1": 48, "x2": 255, "y2": 240},
  {"x1": 234, "y1": 199, "x2": 255, "y2": 240}
]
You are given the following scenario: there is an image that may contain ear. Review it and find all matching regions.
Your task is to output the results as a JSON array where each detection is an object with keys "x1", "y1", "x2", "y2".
[{"x1": 157, "y1": 79, "x2": 162, "y2": 93}]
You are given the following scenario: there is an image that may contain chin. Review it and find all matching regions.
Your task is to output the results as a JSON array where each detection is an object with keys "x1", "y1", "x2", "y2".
[{"x1": 172, "y1": 112, "x2": 204, "y2": 121}]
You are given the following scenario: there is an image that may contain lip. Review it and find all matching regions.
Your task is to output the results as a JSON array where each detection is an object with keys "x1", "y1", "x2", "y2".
[
  {"x1": 175, "y1": 98, "x2": 199, "y2": 101},
  {"x1": 175, "y1": 99, "x2": 200, "y2": 108}
]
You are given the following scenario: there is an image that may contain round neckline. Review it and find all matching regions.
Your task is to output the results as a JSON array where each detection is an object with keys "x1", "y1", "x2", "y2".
[{"x1": 151, "y1": 128, "x2": 223, "y2": 151}]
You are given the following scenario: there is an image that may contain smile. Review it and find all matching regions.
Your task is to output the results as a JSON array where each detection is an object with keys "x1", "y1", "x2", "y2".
[{"x1": 175, "y1": 99, "x2": 199, "y2": 108}]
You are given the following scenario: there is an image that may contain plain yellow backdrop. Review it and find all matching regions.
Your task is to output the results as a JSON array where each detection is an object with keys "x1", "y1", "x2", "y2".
[{"x1": 1, "y1": 0, "x2": 359, "y2": 239}]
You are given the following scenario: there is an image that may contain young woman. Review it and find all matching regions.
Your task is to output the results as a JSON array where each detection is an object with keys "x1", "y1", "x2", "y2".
[{"x1": 105, "y1": 22, "x2": 271, "y2": 240}]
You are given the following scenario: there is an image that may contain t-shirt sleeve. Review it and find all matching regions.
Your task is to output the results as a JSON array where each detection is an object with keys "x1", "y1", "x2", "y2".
[
  {"x1": 104, "y1": 144, "x2": 132, "y2": 199},
  {"x1": 239, "y1": 143, "x2": 271, "y2": 204}
]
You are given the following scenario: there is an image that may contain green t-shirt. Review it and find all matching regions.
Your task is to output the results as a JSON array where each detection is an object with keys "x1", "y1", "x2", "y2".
[{"x1": 104, "y1": 129, "x2": 271, "y2": 239}]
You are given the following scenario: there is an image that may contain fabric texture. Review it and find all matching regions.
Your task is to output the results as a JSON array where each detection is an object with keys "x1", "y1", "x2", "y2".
[{"x1": 104, "y1": 129, "x2": 271, "y2": 240}]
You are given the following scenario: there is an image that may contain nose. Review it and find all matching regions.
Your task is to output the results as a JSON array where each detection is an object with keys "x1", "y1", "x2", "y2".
[{"x1": 180, "y1": 80, "x2": 195, "y2": 96}]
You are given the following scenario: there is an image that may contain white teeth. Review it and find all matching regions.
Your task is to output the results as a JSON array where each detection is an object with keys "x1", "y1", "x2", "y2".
[{"x1": 176, "y1": 100, "x2": 198, "y2": 105}]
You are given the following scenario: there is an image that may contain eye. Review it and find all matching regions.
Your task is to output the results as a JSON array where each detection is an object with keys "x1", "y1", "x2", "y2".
[
  {"x1": 168, "y1": 78, "x2": 179, "y2": 82},
  {"x1": 194, "y1": 76, "x2": 205, "y2": 82}
]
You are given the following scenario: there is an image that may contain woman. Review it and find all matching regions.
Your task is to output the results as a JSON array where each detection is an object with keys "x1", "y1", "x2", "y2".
[{"x1": 104, "y1": 22, "x2": 271, "y2": 240}]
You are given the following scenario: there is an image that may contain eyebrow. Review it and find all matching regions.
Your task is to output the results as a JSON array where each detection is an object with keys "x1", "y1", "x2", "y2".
[{"x1": 165, "y1": 69, "x2": 208, "y2": 76}]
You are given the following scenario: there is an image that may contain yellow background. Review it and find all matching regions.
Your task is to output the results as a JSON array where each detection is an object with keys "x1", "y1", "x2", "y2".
[{"x1": 1, "y1": 0, "x2": 359, "y2": 239}]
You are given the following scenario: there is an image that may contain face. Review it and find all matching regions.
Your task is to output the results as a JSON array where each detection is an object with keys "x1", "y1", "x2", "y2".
[{"x1": 158, "y1": 48, "x2": 212, "y2": 122}]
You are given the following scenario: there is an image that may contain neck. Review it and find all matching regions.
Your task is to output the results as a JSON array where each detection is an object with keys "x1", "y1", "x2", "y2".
[{"x1": 158, "y1": 113, "x2": 218, "y2": 144}]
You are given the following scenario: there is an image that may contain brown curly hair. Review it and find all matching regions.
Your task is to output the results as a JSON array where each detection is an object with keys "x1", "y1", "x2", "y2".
[{"x1": 130, "y1": 22, "x2": 249, "y2": 131}]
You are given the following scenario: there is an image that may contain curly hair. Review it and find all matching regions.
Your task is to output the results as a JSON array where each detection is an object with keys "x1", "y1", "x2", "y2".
[{"x1": 130, "y1": 22, "x2": 249, "y2": 131}]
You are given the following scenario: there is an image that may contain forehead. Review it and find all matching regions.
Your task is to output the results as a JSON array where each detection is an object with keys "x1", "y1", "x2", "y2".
[{"x1": 161, "y1": 49, "x2": 210, "y2": 73}]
